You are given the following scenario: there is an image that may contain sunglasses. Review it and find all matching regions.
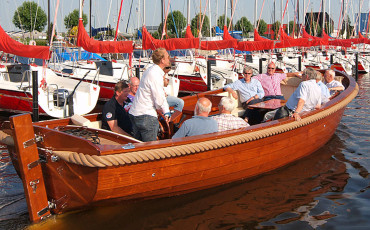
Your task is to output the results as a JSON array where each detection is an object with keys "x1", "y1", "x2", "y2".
[
  {"x1": 244, "y1": 72, "x2": 253, "y2": 75},
  {"x1": 267, "y1": 67, "x2": 275, "y2": 70},
  {"x1": 164, "y1": 66, "x2": 172, "y2": 70}
]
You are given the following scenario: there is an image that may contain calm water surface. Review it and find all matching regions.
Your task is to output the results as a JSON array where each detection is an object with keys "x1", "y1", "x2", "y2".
[{"x1": 0, "y1": 74, "x2": 369, "y2": 230}]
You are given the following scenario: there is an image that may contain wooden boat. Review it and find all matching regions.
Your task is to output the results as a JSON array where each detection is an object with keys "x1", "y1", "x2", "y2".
[{"x1": 0, "y1": 69, "x2": 358, "y2": 222}]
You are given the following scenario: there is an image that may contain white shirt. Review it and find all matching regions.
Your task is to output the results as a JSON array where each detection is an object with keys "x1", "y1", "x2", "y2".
[
  {"x1": 326, "y1": 80, "x2": 344, "y2": 96},
  {"x1": 286, "y1": 80, "x2": 322, "y2": 112},
  {"x1": 129, "y1": 64, "x2": 170, "y2": 117}
]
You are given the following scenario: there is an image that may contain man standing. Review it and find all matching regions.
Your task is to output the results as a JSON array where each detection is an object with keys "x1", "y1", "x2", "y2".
[
  {"x1": 324, "y1": 69, "x2": 344, "y2": 96},
  {"x1": 254, "y1": 62, "x2": 302, "y2": 101},
  {"x1": 224, "y1": 66, "x2": 264, "y2": 124},
  {"x1": 212, "y1": 97, "x2": 249, "y2": 132},
  {"x1": 273, "y1": 67, "x2": 322, "y2": 121},
  {"x1": 129, "y1": 48, "x2": 171, "y2": 142},
  {"x1": 101, "y1": 81, "x2": 133, "y2": 136},
  {"x1": 172, "y1": 98, "x2": 218, "y2": 138}
]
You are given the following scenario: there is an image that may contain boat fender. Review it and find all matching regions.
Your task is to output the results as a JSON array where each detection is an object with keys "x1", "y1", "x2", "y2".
[{"x1": 71, "y1": 114, "x2": 92, "y2": 127}]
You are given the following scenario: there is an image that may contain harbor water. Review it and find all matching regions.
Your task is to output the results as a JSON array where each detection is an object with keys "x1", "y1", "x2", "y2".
[{"x1": 0, "y1": 74, "x2": 369, "y2": 230}]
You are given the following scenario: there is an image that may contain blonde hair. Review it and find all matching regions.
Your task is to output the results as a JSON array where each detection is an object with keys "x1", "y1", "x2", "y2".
[{"x1": 152, "y1": 48, "x2": 167, "y2": 65}]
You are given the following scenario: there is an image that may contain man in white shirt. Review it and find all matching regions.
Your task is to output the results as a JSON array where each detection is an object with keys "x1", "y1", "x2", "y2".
[
  {"x1": 273, "y1": 67, "x2": 322, "y2": 121},
  {"x1": 129, "y1": 48, "x2": 171, "y2": 142},
  {"x1": 324, "y1": 69, "x2": 344, "y2": 96}
]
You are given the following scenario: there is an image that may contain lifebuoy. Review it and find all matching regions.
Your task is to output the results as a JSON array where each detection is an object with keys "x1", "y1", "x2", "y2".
[{"x1": 29, "y1": 40, "x2": 36, "y2": 46}]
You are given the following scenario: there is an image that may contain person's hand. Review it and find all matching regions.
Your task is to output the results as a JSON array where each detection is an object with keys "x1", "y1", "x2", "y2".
[
  {"x1": 292, "y1": 112, "x2": 301, "y2": 121},
  {"x1": 164, "y1": 112, "x2": 171, "y2": 123},
  {"x1": 232, "y1": 91, "x2": 238, "y2": 100}
]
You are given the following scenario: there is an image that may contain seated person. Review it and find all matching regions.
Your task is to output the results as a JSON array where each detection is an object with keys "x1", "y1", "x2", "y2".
[
  {"x1": 272, "y1": 67, "x2": 322, "y2": 121},
  {"x1": 172, "y1": 98, "x2": 218, "y2": 138},
  {"x1": 101, "y1": 81, "x2": 133, "y2": 136},
  {"x1": 254, "y1": 62, "x2": 302, "y2": 101},
  {"x1": 224, "y1": 66, "x2": 264, "y2": 124},
  {"x1": 316, "y1": 71, "x2": 330, "y2": 104},
  {"x1": 324, "y1": 69, "x2": 344, "y2": 96},
  {"x1": 212, "y1": 97, "x2": 250, "y2": 131},
  {"x1": 127, "y1": 77, "x2": 140, "y2": 102},
  {"x1": 163, "y1": 72, "x2": 184, "y2": 112}
]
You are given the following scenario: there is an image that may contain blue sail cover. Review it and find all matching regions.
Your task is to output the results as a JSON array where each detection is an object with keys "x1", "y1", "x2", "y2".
[
  {"x1": 215, "y1": 26, "x2": 242, "y2": 37},
  {"x1": 55, "y1": 50, "x2": 106, "y2": 61}
]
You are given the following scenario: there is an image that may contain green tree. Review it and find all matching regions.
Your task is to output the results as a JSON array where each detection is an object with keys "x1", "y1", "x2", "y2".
[
  {"x1": 257, "y1": 19, "x2": 267, "y2": 36},
  {"x1": 272, "y1": 21, "x2": 281, "y2": 39},
  {"x1": 288, "y1": 21, "x2": 299, "y2": 37},
  {"x1": 166, "y1": 11, "x2": 187, "y2": 37},
  {"x1": 235, "y1": 17, "x2": 253, "y2": 37},
  {"x1": 190, "y1": 13, "x2": 210, "y2": 37},
  {"x1": 307, "y1": 21, "x2": 321, "y2": 36},
  {"x1": 64, "y1": 9, "x2": 88, "y2": 30},
  {"x1": 12, "y1": 1, "x2": 47, "y2": 32},
  {"x1": 340, "y1": 16, "x2": 353, "y2": 39},
  {"x1": 217, "y1": 15, "x2": 231, "y2": 29}
]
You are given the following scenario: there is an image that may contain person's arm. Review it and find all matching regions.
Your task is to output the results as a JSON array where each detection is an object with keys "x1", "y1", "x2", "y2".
[
  {"x1": 256, "y1": 80, "x2": 265, "y2": 99},
  {"x1": 328, "y1": 86, "x2": 345, "y2": 91},
  {"x1": 292, "y1": 98, "x2": 305, "y2": 121},
  {"x1": 225, "y1": 87, "x2": 238, "y2": 100},
  {"x1": 286, "y1": 71, "x2": 303, "y2": 78},
  {"x1": 107, "y1": 120, "x2": 131, "y2": 136}
]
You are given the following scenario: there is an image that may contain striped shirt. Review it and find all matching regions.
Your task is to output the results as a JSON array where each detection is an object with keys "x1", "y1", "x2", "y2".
[
  {"x1": 212, "y1": 114, "x2": 249, "y2": 132},
  {"x1": 254, "y1": 73, "x2": 286, "y2": 97}
]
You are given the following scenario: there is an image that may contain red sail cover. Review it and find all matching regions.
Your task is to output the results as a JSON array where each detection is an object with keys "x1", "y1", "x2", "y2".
[
  {"x1": 77, "y1": 20, "x2": 133, "y2": 53},
  {"x1": 0, "y1": 25, "x2": 50, "y2": 60},
  {"x1": 237, "y1": 40, "x2": 274, "y2": 51},
  {"x1": 223, "y1": 26, "x2": 235, "y2": 40},
  {"x1": 142, "y1": 26, "x2": 200, "y2": 50},
  {"x1": 254, "y1": 29, "x2": 271, "y2": 41},
  {"x1": 185, "y1": 25, "x2": 194, "y2": 38},
  {"x1": 200, "y1": 39, "x2": 237, "y2": 50}
]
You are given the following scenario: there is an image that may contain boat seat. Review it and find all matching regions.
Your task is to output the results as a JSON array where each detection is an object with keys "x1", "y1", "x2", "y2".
[
  {"x1": 217, "y1": 91, "x2": 245, "y2": 117},
  {"x1": 71, "y1": 114, "x2": 101, "y2": 129}
]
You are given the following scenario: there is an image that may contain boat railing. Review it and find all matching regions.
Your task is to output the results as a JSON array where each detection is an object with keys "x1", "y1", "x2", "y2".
[{"x1": 18, "y1": 70, "x2": 32, "y2": 90}]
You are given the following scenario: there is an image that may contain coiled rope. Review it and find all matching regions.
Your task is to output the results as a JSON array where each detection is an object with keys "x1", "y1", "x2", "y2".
[{"x1": 0, "y1": 86, "x2": 358, "y2": 168}]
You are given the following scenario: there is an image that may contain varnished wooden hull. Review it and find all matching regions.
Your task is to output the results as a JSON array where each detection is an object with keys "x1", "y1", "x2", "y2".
[{"x1": 2, "y1": 70, "x2": 358, "y2": 220}]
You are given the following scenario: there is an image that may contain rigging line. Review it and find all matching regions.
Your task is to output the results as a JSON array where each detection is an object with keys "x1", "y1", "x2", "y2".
[
  {"x1": 107, "y1": 0, "x2": 113, "y2": 27},
  {"x1": 199, "y1": 0, "x2": 209, "y2": 37},
  {"x1": 336, "y1": 0, "x2": 344, "y2": 38},
  {"x1": 114, "y1": 0, "x2": 124, "y2": 41},
  {"x1": 257, "y1": 0, "x2": 266, "y2": 31},
  {"x1": 277, "y1": 0, "x2": 289, "y2": 40},
  {"x1": 126, "y1": 0, "x2": 134, "y2": 33},
  {"x1": 32, "y1": 0, "x2": 41, "y2": 35},
  {"x1": 13, "y1": 0, "x2": 24, "y2": 37},
  {"x1": 314, "y1": 0, "x2": 322, "y2": 37},
  {"x1": 228, "y1": 0, "x2": 238, "y2": 31},
  {"x1": 161, "y1": 0, "x2": 172, "y2": 40},
  {"x1": 49, "y1": 0, "x2": 60, "y2": 49},
  {"x1": 351, "y1": 0, "x2": 364, "y2": 37},
  {"x1": 298, "y1": 0, "x2": 311, "y2": 36},
  {"x1": 170, "y1": 5, "x2": 179, "y2": 38}
]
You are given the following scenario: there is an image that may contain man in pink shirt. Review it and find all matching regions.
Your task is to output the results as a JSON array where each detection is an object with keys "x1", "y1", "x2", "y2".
[{"x1": 254, "y1": 62, "x2": 302, "y2": 101}]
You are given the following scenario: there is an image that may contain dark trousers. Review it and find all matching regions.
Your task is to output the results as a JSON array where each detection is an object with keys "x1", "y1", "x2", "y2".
[
  {"x1": 242, "y1": 98, "x2": 263, "y2": 125},
  {"x1": 273, "y1": 105, "x2": 293, "y2": 120},
  {"x1": 263, "y1": 95, "x2": 285, "y2": 101}
]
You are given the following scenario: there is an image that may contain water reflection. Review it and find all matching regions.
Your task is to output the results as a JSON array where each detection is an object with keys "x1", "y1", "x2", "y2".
[{"x1": 27, "y1": 134, "x2": 349, "y2": 230}]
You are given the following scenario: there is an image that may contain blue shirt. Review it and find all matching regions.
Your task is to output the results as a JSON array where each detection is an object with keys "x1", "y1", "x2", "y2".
[
  {"x1": 286, "y1": 80, "x2": 322, "y2": 112},
  {"x1": 172, "y1": 116, "x2": 218, "y2": 139},
  {"x1": 224, "y1": 78, "x2": 264, "y2": 103},
  {"x1": 317, "y1": 81, "x2": 330, "y2": 98}
]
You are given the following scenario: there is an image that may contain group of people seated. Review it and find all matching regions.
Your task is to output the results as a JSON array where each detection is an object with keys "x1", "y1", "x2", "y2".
[{"x1": 100, "y1": 47, "x2": 345, "y2": 142}]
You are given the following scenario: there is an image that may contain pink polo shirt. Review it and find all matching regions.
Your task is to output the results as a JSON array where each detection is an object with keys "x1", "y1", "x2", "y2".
[{"x1": 254, "y1": 73, "x2": 286, "y2": 96}]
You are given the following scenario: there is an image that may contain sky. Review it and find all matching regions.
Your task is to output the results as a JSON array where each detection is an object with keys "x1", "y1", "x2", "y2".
[{"x1": 0, "y1": 0, "x2": 369, "y2": 33}]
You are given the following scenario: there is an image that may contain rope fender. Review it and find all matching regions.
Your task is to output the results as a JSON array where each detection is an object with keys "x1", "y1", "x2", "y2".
[{"x1": 0, "y1": 85, "x2": 358, "y2": 168}]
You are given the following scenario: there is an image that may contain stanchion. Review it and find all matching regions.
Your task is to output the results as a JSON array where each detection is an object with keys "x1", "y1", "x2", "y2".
[
  {"x1": 330, "y1": 54, "x2": 333, "y2": 65},
  {"x1": 298, "y1": 56, "x2": 302, "y2": 71},
  {"x1": 259, "y1": 58, "x2": 263, "y2": 74},
  {"x1": 355, "y1": 52, "x2": 358, "y2": 81},
  {"x1": 135, "y1": 67, "x2": 140, "y2": 80},
  {"x1": 207, "y1": 59, "x2": 212, "y2": 91},
  {"x1": 32, "y1": 71, "x2": 39, "y2": 122}
]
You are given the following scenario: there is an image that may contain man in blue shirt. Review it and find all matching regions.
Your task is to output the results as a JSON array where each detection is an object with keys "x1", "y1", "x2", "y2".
[
  {"x1": 224, "y1": 66, "x2": 264, "y2": 124},
  {"x1": 172, "y1": 97, "x2": 218, "y2": 138}
]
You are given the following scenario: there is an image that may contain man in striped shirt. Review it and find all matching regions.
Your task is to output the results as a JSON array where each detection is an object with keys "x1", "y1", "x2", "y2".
[
  {"x1": 254, "y1": 62, "x2": 302, "y2": 101},
  {"x1": 212, "y1": 97, "x2": 249, "y2": 132}
]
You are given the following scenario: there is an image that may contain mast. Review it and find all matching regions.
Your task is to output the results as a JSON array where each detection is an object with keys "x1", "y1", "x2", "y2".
[
  {"x1": 90, "y1": 0, "x2": 92, "y2": 37},
  {"x1": 322, "y1": 0, "x2": 326, "y2": 33},
  {"x1": 230, "y1": 0, "x2": 233, "y2": 30},
  {"x1": 254, "y1": 0, "x2": 258, "y2": 28},
  {"x1": 187, "y1": 0, "x2": 191, "y2": 25},
  {"x1": 209, "y1": 0, "x2": 212, "y2": 37},
  {"x1": 79, "y1": 0, "x2": 82, "y2": 59},
  {"x1": 224, "y1": 0, "x2": 228, "y2": 27}
]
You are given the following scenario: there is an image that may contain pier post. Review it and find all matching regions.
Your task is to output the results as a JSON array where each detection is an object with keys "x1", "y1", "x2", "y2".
[
  {"x1": 32, "y1": 71, "x2": 39, "y2": 122},
  {"x1": 207, "y1": 59, "x2": 212, "y2": 91},
  {"x1": 355, "y1": 52, "x2": 358, "y2": 81},
  {"x1": 259, "y1": 58, "x2": 263, "y2": 74},
  {"x1": 135, "y1": 67, "x2": 140, "y2": 80},
  {"x1": 298, "y1": 56, "x2": 302, "y2": 71},
  {"x1": 330, "y1": 54, "x2": 333, "y2": 65}
]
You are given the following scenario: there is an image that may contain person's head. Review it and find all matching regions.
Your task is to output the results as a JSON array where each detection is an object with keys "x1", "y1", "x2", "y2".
[
  {"x1": 194, "y1": 97, "x2": 212, "y2": 116},
  {"x1": 267, "y1": 62, "x2": 276, "y2": 76},
  {"x1": 218, "y1": 97, "x2": 236, "y2": 114},
  {"x1": 315, "y1": 71, "x2": 323, "y2": 82},
  {"x1": 302, "y1": 67, "x2": 317, "y2": 81},
  {"x1": 128, "y1": 77, "x2": 140, "y2": 96},
  {"x1": 152, "y1": 48, "x2": 171, "y2": 69},
  {"x1": 324, "y1": 69, "x2": 335, "y2": 83},
  {"x1": 114, "y1": 81, "x2": 130, "y2": 102},
  {"x1": 163, "y1": 75, "x2": 169, "y2": 87},
  {"x1": 242, "y1": 66, "x2": 253, "y2": 81}
]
